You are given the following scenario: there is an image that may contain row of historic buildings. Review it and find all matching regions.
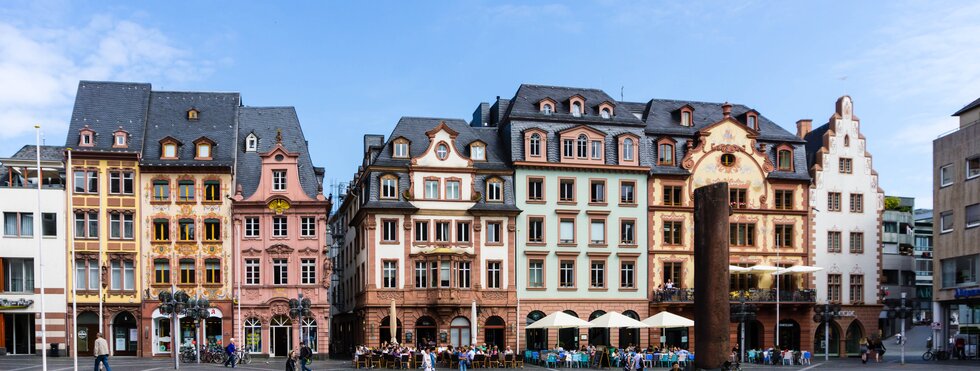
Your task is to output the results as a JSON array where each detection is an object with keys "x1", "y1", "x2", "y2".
[
  {"x1": 329, "y1": 84, "x2": 885, "y2": 357},
  {"x1": 0, "y1": 81, "x2": 332, "y2": 358}
]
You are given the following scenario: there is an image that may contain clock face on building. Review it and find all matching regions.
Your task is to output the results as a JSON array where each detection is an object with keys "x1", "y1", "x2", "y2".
[{"x1": 268, "y1": 199, "x2": 291, "y2": 214}]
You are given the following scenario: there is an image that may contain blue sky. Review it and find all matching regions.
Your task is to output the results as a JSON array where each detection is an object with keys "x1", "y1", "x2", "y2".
[{"x1": 2, "y1": 0, "x2": 978, "y2": 206}]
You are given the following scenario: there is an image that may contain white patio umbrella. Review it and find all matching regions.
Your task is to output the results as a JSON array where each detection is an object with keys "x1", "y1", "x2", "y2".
[
  {"x1": 390, "y1": 299, "x2": 397, "y2": 344},
  {"x1": 526, "y1": 311, "x2": 594, "y2": 329},
  {"x1": 729, "y1": 265, "x2": 751, "y2": 273},
  {"x1": 642, "y1": 311, "x2": 694, "y2": 328},
  {"x1": 748, "y1": 264, "x2": 780, "y2": 272},
  {"x1": 774, "y1": 265, "x2": 824, "y2": 275},
  {"x1": 589, "y1": 311, "x2": 650, "y2": 329}
]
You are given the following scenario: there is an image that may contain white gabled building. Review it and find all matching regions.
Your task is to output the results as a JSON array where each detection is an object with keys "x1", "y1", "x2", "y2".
[
  {"x1": 801, "y1": 96, "x2": 884, "y2": 356},
  {"x1": 0, "y1": 145, "x2": 68, "y2": 355}
]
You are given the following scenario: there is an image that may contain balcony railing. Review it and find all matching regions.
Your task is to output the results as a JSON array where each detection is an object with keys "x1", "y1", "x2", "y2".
[{"x1": 652, "y1": 288, "x2": 816, "y2": 303}]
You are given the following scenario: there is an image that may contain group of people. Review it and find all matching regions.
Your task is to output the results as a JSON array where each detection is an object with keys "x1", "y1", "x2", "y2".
[
  {"x1": 613, "y1": 346, "x2": 684, "y2": 371},
  {"x1": 353, "y1": 342, "x2": 516, "y2": 370},
  {"x1": 858, "y1": 337, "x2": 886, "y2": 364},
  {"x1": 732, "y1": 345, "x2": 809, "y2": 365}
]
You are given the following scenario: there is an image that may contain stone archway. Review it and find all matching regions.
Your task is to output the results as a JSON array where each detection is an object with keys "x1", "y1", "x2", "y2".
[{"x1": 845, "y1": 319, "x2": 866, "y2": 356}]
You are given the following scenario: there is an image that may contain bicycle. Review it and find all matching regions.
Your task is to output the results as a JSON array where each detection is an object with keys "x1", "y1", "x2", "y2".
[
  {"x1": 723, "y1": 361, "x2": 742, "y2": 371},
  {"x1": 236, "y1": 349, "x2": 253, "y2": 365},
  {"x1": 922, "y1": 348, "x2": 950, "y2": 361}
]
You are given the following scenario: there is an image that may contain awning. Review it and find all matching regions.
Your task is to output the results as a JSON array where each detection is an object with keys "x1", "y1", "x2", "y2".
[
  {"x1": 526, "y1": 311, "x2": 594, "y2": 329},
  {"x1": 774, "y1": 266, "x2": 824, "y2": 275}
]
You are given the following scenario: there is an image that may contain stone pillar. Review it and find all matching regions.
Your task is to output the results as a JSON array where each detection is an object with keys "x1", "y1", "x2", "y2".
[{"x1": 694, "y1": 183, "x2": 731, "y2": 370}]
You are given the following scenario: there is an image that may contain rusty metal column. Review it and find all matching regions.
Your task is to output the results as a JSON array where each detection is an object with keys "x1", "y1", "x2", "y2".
[{"x1": 694, "y1": 182, "x2": 731, "y2": 370}]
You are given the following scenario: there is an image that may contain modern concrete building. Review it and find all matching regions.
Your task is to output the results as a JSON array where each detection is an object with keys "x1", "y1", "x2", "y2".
[
  {"x1": 933, "y1": 97, "x2": 980, "y2": 355},
  {"x1": 914, "y1": 209, "x2": 934, "y2": 322},
  {"x1": 231, "y1": 107, "x2": 331, "y2": 357},
  {"x1": 880, "y1": 196, "x2": 916, "y2": 337},
  {"x1": 802, "y1": 96, "x2": 884, "y2": 356},
  {"x1": 0, "y1": 145, "x2": 67, "y2": 355}
]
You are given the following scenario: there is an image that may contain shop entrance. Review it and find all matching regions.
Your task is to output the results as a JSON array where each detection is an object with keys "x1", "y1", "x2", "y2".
[
  {"x1": 270, "y1": 316, "x2": 292, "y2": 357},
  {"x1": 2, "y1": 313, "x2": 35, "y2": 354},
  {"x1": 415, "y1": 316, "x2": 437, "y2": 348},
  {"x1": 111, "y1": 311, "x2": 138, "y2": 356},
  {"x1": 484, "y1": 316, "x2": 506, "y2": 349},
  {"x1": 77, "y1": 312, "x2": 99, "y2": 356}
]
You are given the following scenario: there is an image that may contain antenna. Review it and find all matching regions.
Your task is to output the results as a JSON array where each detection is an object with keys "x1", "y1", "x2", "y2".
[{"x1": 621, "y1": 86, "x2": 624, "y2": 101}]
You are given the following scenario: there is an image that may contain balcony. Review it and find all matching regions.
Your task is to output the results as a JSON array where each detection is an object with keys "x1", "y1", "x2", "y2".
[{"x1": 652, "y1": 288, "x2": 816, "y2": 303}]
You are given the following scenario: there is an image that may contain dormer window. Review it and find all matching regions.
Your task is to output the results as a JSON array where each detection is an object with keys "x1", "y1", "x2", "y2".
[
  {"x1": 112, "y1": 128, "x2": 128, "y2": 148},
  {"x1": 623, "y1": 138, "x2": 634, "y2": 161},
  {"x1": 486, "y1": 178, "x2": 503, "y2": 202},
  {"x1": 569, "y1": 95, "x2": 586, "y2": 117},
  {"x1": 529, "y1": 134, "x2": 542, "y2": 157},
  {"x1": 161, "y1": 139, "x2": 179, "y2": 160},
  {"x1": 380, "y1": 174, "x2": 398, "y2": 199},
  {"x1": 572, "y1": 102, "x2": 583, "y2": 117},
  {"x1": 187, "y1": 109, "x2": 199, "y2": 120},
  {"x1": 393, "y1": 138, "x2": 409, "y2": 158},
  {"x1": 658, "y1": 141, "x2": 674, "y2": 166},
  {"x1": 197, "y1": 143, "x2": 211, "y2": 159},
  {"x1": 245, "y1": 134, "x2": 258, "y2": 152},
  {"x1": 681, "y1": 111, "x2": 692, "y2": 126},
  {"x1": 78, "y1": 126, "x2": 95, "y2": 147},
  {"x1": 193, "y1": 137, "x2": 215, "y2": 160},
  {"x1": 746, "y1": 113, "x2": 759, "y2": 130},
  {"x1": 470, "y1": 142, "x2": 486, "y2": 161},
  {"x1": 598, "y1": 102, "x2": 615, "y2": 119},
  {"x1": 777, "y1": 146, "x2": 794, "y2": 171},
  {"x1": 538, "y1": 98, "x2": 557, "y2": 115},
  {"x1": 435, "y1": 143, "x2": 449, "y2": 160}
]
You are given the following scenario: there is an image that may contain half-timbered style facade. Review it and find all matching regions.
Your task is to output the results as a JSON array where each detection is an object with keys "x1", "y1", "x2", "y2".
[
  {"x1": 232, "y1": 107, "x2": 331, "y2": 357},
  {"x1": 330, "y1": 118, "x2": 519, "y2": 351}
]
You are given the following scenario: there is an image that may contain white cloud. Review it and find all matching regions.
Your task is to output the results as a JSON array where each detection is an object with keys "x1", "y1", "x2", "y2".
[{"x1": 0, "y1": 15, "x2": 214, "y2": 142}]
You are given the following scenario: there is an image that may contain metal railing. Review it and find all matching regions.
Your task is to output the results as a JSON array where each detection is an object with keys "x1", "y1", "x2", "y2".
[{"x1": 652, "y1": 288, "x2": 816, "y2": 303}]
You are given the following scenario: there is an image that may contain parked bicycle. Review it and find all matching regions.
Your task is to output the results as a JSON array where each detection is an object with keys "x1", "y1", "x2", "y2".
[
  {"x1": 922, "y1": 348, "x2": 950, "y2": 361},
  {"x1": 236, "y1": 348, "x2": 253, "y2": 365},
  {"x1": 179, "y1": 345, "x2": 197, "y2": 363}
]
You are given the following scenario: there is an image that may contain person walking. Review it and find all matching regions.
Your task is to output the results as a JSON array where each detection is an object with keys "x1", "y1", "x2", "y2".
[
  {"x1": 94, "y1": 332, "x2": 111, "y2": 371},
  {"x1": 859, "y1": 337, "x2": 869, "y2": 364},
  {"x1": 224, "y1": 338, "x2": 237, "y2": 368},
  {"x1": 422, "y1": 348, "x2": 434, "y2": 371},
  {"x1": 300, "y1": 341, "x2": 313, "y2": 371},
  {"x1": 286, "y1": 349, "x2": 298, "y2": 371}
]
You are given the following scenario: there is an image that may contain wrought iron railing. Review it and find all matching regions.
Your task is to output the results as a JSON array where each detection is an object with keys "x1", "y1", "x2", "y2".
[{"x1": 651, "y1": 288, "x2": 816, "y2": 303}]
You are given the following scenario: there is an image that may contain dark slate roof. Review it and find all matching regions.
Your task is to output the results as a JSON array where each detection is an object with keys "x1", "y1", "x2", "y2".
[
  {"x1": 236, "y1": 107, "x2": 321, "y2": 199},
  {"x1": 953, "y1": 97, "x2": 980, "y2": 116},
  {"x1": 505, "y1": 84, "x2": 645, "y2": 126},
  {"x1": 5, "y1": 145, "x2": 66, "y2": 161},
  {"x1": 140, "y1": 91, "x2": 241, "y2": 167},
  {"x1": 373, "y1": 117, "x2": 510, "y2": 170},
  {"x1": 65, "y1": 81, "x2": 151, "y2": 152},
  {"x1": 803, "y1": 123, "x2": 831, "y2": 171},
  {"x1": 641, "y1": 99, "x2": 804, "y2": 143}
]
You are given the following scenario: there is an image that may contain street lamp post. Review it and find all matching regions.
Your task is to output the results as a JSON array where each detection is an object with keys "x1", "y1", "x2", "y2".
[
  {"x1": 290, "y1": 293, "x2": 313, "y2": 349},
  {"x1": 812, "y1": 303, "x2": 841, "y2": 361},
  {"x1": 184, "y1": 296, "x2": 212, "y2": 363},
  {"x1": 885, "y1": 292, "x2": 915, "y2": 365},
  {"x1": 158, "y1": 290, "x2": 190, "y2": 370},
  {"x1": 730, "y1": 294, "x2": 758, "y2": 364}
]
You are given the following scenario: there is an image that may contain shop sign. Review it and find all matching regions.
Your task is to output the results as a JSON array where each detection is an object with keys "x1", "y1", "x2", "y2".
[{"x1": 954, "y1": 288, "x2": 980, "y2": 299}]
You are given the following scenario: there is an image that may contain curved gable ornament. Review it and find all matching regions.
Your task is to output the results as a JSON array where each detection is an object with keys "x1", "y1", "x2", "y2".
[{"x1": 268, "y1": 199, "x2": 290, "y2": 214}]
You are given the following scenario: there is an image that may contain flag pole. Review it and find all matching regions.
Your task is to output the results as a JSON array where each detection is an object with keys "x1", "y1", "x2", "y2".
[
  {"x1": 68, "y1": 147, "x2": 78, "y2": 371},
  {"x1": 36, "y1": 125, "x2": 49, "y2": 370}
]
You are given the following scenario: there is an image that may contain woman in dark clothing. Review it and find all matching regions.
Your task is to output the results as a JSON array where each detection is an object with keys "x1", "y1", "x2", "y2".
[{"x1": 286, "y1": 349, "x2": 297, "y2": 371}]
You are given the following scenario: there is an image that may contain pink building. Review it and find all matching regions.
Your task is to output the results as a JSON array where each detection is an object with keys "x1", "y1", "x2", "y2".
[{"x1": 231, "y1": 108, "x2": 331, "y2": 358}]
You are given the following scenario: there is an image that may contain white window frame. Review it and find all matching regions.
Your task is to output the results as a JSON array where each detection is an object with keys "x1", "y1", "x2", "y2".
[
  {"x1": 471, "y1": 145, "x2": 485, "y2": 161},
  {"x1": 245, "y1": 259, "x2": 260, "y2": 285},
  {"x1": 383, "y1": 261, "x2": 397, "y2": 288},
  {"x1": 446, "y1": 180, "x2": 461, "y2": 200},
  {"x1": 424, "y1": 180, "x2": 439, "y2": 199},
  {"x1": 941, "y1": 164, "x2": 953, "y2": 187},
  {"x1": 967, "y1": 203, "x2": 980, "y2": 228},
  {"x1": 941, "y1": 211, "x2": 954, "y2": 233},
  {"x1": 968, "y1": 157, "x2": 980, "y2": 180},
  {"x1": 301, "y1": 216, "x2": 316, "y2": 237},
  {"x1": 621, "y1": 262, "x2": 635, "y2": 288},
  {"x1": 486, "y1": 222, "x2": 501, "y2": 243},
  {"x1": 487, "y1": 261, "x2": 501, "y2": 289},
  {"x1": 272, "y1": 170, "x2": 287, "y2": 191},
  {"x1": 623, "y1": 138, "x2": 634, "y2": 161},
  {"x1": 486, "y1": 180, "x2": 502, "y2": 202},
  {"x1": 272, "y1": 216, "x2": 288, "y2": 237},
  {"x1": 245, "y1": 217, "x2": 260, "y2": 237},
  {"x1": 381, "y1": 176, "x2": 398, "y2": 199},
  {"x1": 273, "y1": 258, "x2": 288, "y2": 285},
  {"x1": 301, "y1": 258, "x2": 316, "y2": 284}
]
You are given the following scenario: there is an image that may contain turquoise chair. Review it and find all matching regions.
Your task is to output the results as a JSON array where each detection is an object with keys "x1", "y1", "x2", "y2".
[
  {"x1": 579, "y1": 354, "x2": 589, "y2": 368},
  {"x1": 546, "y1": 353, "x2": 558, "y2": 368}
]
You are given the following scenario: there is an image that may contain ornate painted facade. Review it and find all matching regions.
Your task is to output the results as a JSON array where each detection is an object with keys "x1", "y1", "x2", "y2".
[{"x1": 232, "y1": 107, "x2": 331, "y2": 357}]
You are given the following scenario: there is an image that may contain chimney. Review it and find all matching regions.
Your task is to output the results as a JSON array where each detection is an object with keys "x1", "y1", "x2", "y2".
[
  {"x1": 796, "y1": 119, "x2": 812, "y2": 139},
  {"x1": 722, "y1": 102, "x2": 732, "y2": 118}
]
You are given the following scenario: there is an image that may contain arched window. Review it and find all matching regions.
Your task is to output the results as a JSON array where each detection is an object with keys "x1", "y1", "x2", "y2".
[
  {"x1": 600, "y1": 108, "x2": 611, "y2": 119},
  {"x1": 843, "y1": 135, "x2": 850, "y2": 147},
  {"x1": 245, "y1": 134, "x2": 258, "y2": 152},
  {"x1": 658, "y1": 143, "x2": 674, "y2": 165},
  {"x1": 623, "y1": 138, "x2": 634, "y2": 161},
  {"x1": 588, "y1": 311, "x2": 609, "y2": 346},
  {"x1": 559, "y1": 310, "x2": 580, "y2": 349},
  {"x1": 572, "y1": 102, "x2": 583, "y2": 117},
  {"x1": 436, "y1": 143, "x2": 449, "y2": 160},
  {"x1": 380, "y1": 175, "x2": 398, "y2": 199},
  {"x1": 542, "y1": 104, "x2": 553, "y2": 115},
  {"x1": 114, "y1": 132, "x2": 128, "y2": 148},
  {"x1": 486, "y1": 178, "x2": 503, "y2": 202},
  {"x1": 450, "y1": 316, "x2": 471, "y2": 347},
  {"x1": 619, "y1": 311, "x2": 641, "y2": 348},
  {"x1": 529, "y1": 134, "x2": 542, "y2": 157},
  {"x1": 244, "y1": 318, "x2": 262, "y2": 353},
  {"x1": 576, "y1": 135, "x2": 588, "y2": 158},
  {"x1": 526, "y1": 311, "x2": 548, "y2": 351},
  {"x1": 681, "y1": 110, "x2": 692, "y2": 126},
  {"x1": 777, "y1": 149, "x2": 793, "y2": 171},
  {"x1": 301, "y1": 318, "x2": 318, "y2": 353},
  {"x1": 470, "y1": 142, "x2": 486, "y2": 161},
  {"x1": 187, "y1": 109, "x2": 199, "y2": 120},
  {"x1": 747, "y1": 114, "x2": 758, "y2": 129}
]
